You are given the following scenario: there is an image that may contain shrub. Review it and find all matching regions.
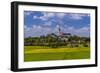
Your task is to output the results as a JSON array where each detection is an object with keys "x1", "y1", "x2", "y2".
[
  {"x1": 74, "y1": 44, "x2": 79, "y2": 47},
  {"x1": 83, "y1": 44, "x2": 88, "y2": 47}
]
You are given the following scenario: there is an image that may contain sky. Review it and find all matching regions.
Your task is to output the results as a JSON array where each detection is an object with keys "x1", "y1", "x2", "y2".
[{"x1": 24, "y1": 11, "x2": 90, "y2": 38}]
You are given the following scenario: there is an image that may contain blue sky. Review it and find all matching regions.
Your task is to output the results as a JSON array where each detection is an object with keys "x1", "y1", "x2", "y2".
[{"x1": 24, "y1": 11, "x2": 90, "y2": 37}]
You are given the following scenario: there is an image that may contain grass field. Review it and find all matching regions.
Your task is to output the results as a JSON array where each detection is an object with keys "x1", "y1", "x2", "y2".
[{"x1": 24, "y1": 46, "x2": 90, "y2": 62}]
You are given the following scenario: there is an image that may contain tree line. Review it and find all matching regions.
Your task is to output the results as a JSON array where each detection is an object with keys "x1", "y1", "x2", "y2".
[{"x1": 24, "y1": 34, "x2": 90, "y2": 48}]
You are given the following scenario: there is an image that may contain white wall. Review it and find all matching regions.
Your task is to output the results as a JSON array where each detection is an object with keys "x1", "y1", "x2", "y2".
[{"x1": 0, "y1": 0, "x2": 99, "y2": 73}]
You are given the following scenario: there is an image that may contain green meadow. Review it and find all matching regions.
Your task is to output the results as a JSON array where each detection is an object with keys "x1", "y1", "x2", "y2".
[{"x1": 24, "y1": 46, "x2": 90, "y2": 62}]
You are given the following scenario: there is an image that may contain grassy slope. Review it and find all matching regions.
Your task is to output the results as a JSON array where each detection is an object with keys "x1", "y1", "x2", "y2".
[{"x1": 24, "y1": 46, "x2": 90, "y2": 62}]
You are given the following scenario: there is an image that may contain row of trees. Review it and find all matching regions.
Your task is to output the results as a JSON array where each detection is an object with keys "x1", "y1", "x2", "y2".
[{"x1": 24, "y1": 34, "x2": 90, "y2": 48}]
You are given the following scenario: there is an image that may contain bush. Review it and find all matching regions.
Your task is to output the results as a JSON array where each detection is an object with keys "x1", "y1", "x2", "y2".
[
  {"x1": 83, "y1": 44, "x2": 88, "y2": 47},
  {"x1": 74, "y1": 44, "x2": 79, "y2": 47}
]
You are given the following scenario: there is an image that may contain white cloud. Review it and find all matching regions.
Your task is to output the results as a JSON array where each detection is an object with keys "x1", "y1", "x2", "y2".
[
  {"x1": 45, "y1": 13, "x2": 55, "y2": 18},
  {"x1": 24, "y1": 25, "x2": 30, "y2": 32},
  {"x1": 43, "y1": 21, "x2": 52, "y2": 26},
  {"x1": 25, "y1": 25, "x2": 90, "y2": 37},
  {"x1": 39, "y1": 16, "x2": 47, "y2": 21},
  {"x1": 32, "y1": 12, "x2": 66, "y2": 21},
  {"x1": 76, "y1": 28, "x2": 90, "y2": 37},
  {"x1": 24, "y1": 11, "x2": 32, "y2": 16},
  {"x1": 33, "y1": 16, "x2": 39, "y2": 19},
  {"x1": 67, "y1": 26, "x2": 90, "y2": 37},
  {"x1": 32, "y1": 12, "x2": 90, "y2": 21},
  {"x1": 70, "y1": 14, "x2": 83, "y2": 20},
  {"x1": 56, "y1": 13, "x2": 66, "y2": 18},
  {"x1": 30, "y1": 11, "x2": 90, "y2": 21},
  {"x1": 68, "y1": 13, "x2": 90, "y2": 20},
  {"x1": 76, "y1": 27, "x2": 90, "y2": 33},
  {"x1": 32, "y1": 12, "x2": 56, "y2": 21},
  {"x1": 67, "y1": 26, "x2": 74, "y2": 30},
  {"x1": 39, "y1": 12, "x2": 55, "y2": 21},
  {"x1": 24, "y1": 24, "x2": 54, "y2": 37}
]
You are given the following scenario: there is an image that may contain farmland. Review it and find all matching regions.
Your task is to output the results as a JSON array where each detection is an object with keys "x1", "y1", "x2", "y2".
[{"x1": 24, "y1": 46, "x2": 90, "y2": 62}]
